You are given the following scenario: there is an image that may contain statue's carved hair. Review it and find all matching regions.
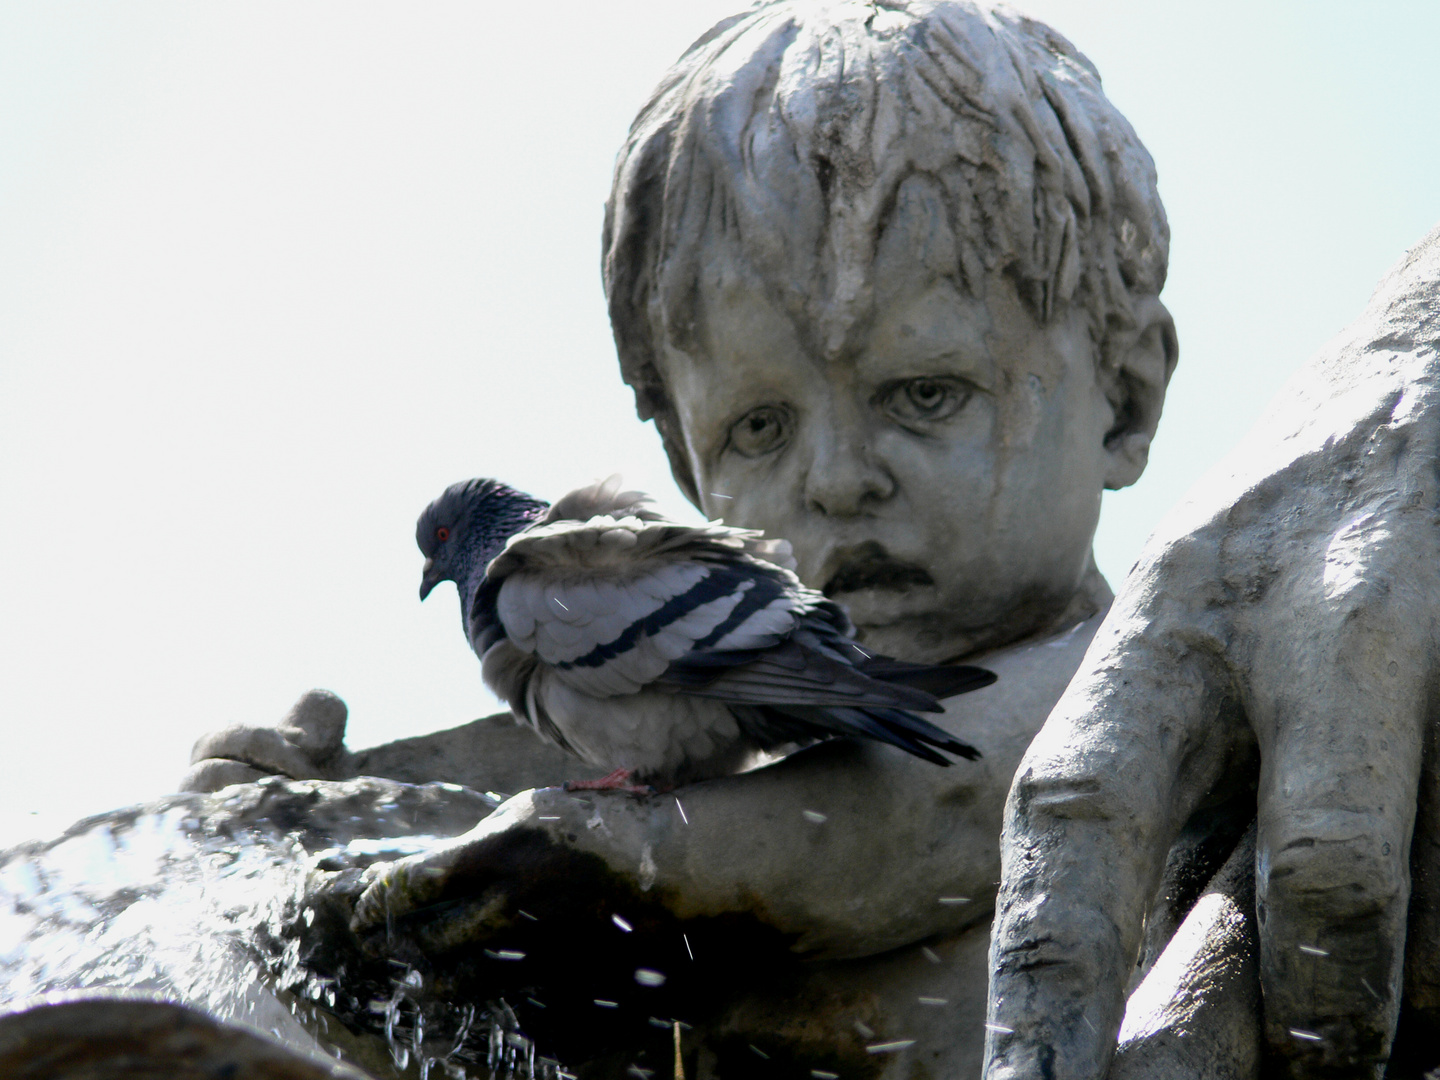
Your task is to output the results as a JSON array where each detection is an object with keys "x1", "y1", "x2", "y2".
[{"x1": 602, "y1": 0, "x2": 1169, "y2": 504}]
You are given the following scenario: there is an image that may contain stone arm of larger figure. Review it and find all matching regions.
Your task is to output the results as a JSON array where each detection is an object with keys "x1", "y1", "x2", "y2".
[
  {"x1": 985, "y1": 225, "x2": 1440, "y2": 1080},
  {"x1": 322, "y1": 617, "x2": 1096, "y2": 963}
]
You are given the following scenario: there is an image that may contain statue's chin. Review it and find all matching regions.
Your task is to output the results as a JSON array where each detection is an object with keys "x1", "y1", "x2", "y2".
[
  {"x1": 853, "y1": 600, "x2": 1094, "y2": 666},
  {"x1": 830, "y1": 584, "x2": 937, "y2": 627},
  {"x1": 851, "y1": 615, "x2": 978, "y2": 667}
]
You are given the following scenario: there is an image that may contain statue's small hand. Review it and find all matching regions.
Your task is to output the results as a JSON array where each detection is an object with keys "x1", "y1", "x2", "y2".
[
  {"x1": 985, "y1": 235, "x2": 1440, "y2": 1080},
  {"x1": 348, "y1": 834, "x2": 501, "y2": 943},
  {"x1": 342, "y1": 788, "x2": 606, "y2": 955},
  {"x1": 180, "y1": 689, "x2": 350, "y2": 792}
]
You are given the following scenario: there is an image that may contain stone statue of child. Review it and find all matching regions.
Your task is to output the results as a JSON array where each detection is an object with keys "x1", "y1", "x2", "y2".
[{"x1": 186, "y1": 2, "x2": 1179, "y2": 1075}]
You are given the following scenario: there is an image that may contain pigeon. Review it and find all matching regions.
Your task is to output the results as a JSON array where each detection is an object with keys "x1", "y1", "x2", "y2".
[{"x1": 416, "y1": 476, "x2": 996, "y2": 790}]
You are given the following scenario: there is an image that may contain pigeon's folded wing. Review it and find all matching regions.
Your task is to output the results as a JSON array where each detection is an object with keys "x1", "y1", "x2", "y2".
[
  {"x1": 488, "y1": 511, "x2": 982, "y2": 716},
  {"x1": 490, "y1": 514, "x2": 813, "y2": 698},
  {"x1": 658, "y1": 637, "x2": 946, "y2": 711}
]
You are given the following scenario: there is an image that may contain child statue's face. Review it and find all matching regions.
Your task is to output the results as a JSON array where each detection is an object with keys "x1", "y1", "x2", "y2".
[{"x1": 657, "y1": 242, "x2": 1135, "y2": 663}]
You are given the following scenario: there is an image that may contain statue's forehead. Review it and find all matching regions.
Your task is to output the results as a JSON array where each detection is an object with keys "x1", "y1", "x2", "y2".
[
  {"x1": 667, "y1": 259, "x2": 1010, "y2": 405},
  {"x1": 684, "y1": 194, "x2": 981, "y2": 364},
  {"x1": 662, "y1": 236, "x2": 1080, "y2": 441}
]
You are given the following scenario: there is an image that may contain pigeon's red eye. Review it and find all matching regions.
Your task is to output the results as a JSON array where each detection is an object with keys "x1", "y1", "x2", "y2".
[{"x1": 435, "y1": 527, "x2": 450, "y2": 542}]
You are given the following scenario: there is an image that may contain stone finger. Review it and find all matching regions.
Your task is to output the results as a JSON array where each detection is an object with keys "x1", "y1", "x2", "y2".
[
  {"x1": 177, "y1": 758, "x2": 270, "y2": 793},
  {"x1": 986, "y1": 609, "x2": 1242, "y2": 1080},
  {"x1": 351, "y1": 861, "x2": 409, "y2": 931},
  {"x1": 274, "y1": 689, "x2": 348, "y2": 757},
  {"x1": 188, "y1": 725, "x2": 327, "y2": 779},
  {"x1": 1248, "y1": 616, "x2": 1428, "y2": 1076}
]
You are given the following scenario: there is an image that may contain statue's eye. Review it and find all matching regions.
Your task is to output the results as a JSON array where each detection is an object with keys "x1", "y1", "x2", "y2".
[
  {"x1": 878, "y1": 377, "x2": 970, "y2": 425},
  {"x1": 727, "y1": 405, "x2": 792, "y2": 458},
  {"x1": 435, "y1": 527, "x2": 451, "y2": 542}
]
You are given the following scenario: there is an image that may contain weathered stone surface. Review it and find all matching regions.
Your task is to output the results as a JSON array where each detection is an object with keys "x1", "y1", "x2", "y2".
[{"x1": 185, "y1": 721, "x2": 336, "y2": 787}]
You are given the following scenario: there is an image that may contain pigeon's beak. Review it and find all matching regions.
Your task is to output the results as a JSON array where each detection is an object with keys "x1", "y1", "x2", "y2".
[{"x1": 419, "y1": 558, "x2": 441, "y2": 601}]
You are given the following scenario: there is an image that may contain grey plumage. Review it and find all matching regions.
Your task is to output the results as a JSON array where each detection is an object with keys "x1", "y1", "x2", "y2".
[{"x1": 417, "y1": 476, "x2": 994, "y2": 787}]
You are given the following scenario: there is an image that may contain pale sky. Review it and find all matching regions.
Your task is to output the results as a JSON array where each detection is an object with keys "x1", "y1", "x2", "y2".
[{"x1": 3, "y1": 1, "x2": 1438, "y2": 846}]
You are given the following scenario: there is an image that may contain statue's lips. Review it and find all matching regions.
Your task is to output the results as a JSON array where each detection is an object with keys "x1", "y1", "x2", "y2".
[{"x1": 821, "y1": 543, "x2": 934, "y2": 597}]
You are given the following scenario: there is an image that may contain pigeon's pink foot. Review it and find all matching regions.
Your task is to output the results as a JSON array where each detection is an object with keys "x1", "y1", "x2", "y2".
[{"x1": 564, "y1": 768, "x2": 655, "y2": 795}]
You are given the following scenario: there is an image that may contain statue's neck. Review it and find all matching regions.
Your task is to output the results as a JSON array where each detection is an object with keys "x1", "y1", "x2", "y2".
[
  {"x1": 980, "y1": 551, "x2": 1114, "y2": 659},
  {"x1": 1043, "y1": 553, "x2": 1113, "y2": 638}
]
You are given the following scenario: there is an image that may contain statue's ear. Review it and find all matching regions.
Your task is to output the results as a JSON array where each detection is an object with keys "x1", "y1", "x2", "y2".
[{"x1": 1100, "y1": 296, "x2": 1177, "y2": 490}]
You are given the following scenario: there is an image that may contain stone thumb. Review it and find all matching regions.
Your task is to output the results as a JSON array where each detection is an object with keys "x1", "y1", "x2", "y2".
[{"x1": 276, "y1": 689, "x2": 348, "y2": 759}]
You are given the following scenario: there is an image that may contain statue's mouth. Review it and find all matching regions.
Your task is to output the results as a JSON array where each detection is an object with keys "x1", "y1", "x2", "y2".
[{"x1": 822, "y1": 541, "x2": 934, "y2": 596}]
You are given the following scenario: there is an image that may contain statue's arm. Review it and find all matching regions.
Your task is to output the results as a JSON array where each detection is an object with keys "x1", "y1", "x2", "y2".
[
  {"x1": 344, "y1": 713, "x2": 602, "y2": 792},
  {"x1": 340, "y1": 621, "x2": 1092, "y2": 961},
  {"x1": 534, "y1": 741, "x2": 1004, "y2": 959}
]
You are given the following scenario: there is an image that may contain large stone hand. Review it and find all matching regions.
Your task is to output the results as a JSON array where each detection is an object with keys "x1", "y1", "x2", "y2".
[{"x1": 986, "y1": 226, "x2": 1440, "y2": 1079}]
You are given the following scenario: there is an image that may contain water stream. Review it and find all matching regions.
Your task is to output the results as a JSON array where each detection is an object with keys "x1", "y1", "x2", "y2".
[{"x1": 0, "y1": 776, "x2": 574, "y2": 1079}]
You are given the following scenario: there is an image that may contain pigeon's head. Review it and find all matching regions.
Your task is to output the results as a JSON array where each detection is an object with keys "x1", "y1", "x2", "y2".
[{"x1": 416, "y1": 478, "x2": 549, "y2": 600}]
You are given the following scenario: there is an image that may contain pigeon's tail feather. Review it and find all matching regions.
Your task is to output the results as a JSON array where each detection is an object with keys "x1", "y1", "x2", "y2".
[
  {"x1": 824, "y1": 706, "x2": 955, "y2": 766},
  {"x1": 741, "y1": 702, "x2": 981, "y2": 765},
  {"x1": 858, "y1": 705, "x2": 982, "y2": 762},
  {"x1": 857, "y1": 659, "x2": 997, "y2": 701}
]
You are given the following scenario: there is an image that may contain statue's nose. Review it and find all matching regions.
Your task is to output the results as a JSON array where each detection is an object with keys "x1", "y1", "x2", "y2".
[{"x1": 801, "y1": 420, "x2": 896, "y2": 517}]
